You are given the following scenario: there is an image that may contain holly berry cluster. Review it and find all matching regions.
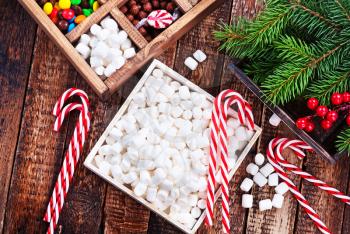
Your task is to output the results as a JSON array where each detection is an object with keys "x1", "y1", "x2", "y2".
[{"x1": 295, "y1": 92, "x2": 350, "y2": 132}]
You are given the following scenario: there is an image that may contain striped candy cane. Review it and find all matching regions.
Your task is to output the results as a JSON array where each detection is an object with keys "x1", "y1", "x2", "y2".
[
  {"x1": 206, "y1": 90, "x2": 254, "y2": 233},
  {"x1": 43, "y1": 89, "x2": 90, "y2": 234},
  {"x1": 266, "y1": 138, "x2": 350, "y2": 234}
]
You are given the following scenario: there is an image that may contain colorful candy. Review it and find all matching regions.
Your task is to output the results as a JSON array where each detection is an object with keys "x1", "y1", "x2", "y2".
[{"x1": 37, "y1": 0, "x2": 100, "y2": 33}]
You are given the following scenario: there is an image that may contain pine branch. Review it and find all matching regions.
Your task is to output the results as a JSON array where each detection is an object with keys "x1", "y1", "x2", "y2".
[
  {"x1": 336, "y1": 128, "x2": 350, "y2": 154},
  {"x1": 323, "y1": 0, "x2": 350, "y2": 27}
]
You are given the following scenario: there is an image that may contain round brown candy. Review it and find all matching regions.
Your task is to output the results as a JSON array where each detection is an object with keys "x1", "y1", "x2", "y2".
[
  {"x1": 130, "y1": 4, "x2": 140, "y2": 15},
  {"x1": 81, "y1": 0, "x2": 90, "y2": 8},
  {"x1": 71, "y1": 5, "x2": 83, "y2": 15},
  {"x1": 152, "y1": 0, "x2": 160, "y2": 8},
  {"x1": 166, "y1": 2, "x2": 175, "y2": 12},
  {"x1": 143, "y1": 2, "x2": 152, "y2": 12},
  {"x1": 138, "y1": 10, "x2": 148, "y2": 19},
  {"x1": 145, "y1": 35, "x2": 153, "y2": 42},
  {"x1": 140, "y1": 0, "x2": 148, "y2": 3},
  {"x1": 138, "y1": 27, "x2": 147, "y2": 36},
  {"x1": 58, "y1": 20, "x2": 69, "y2": 31},
  {"x1": 160, "y1": 1, "x2": 167, "y2": 9},
  {"x1": 126, "y1": 14, "x2": 134, "y2": 21},
  {"x1": 128, "y1": 0, "x2": 137, "y2": 7},
  {"x1": 132, "y1": 19, "x2": 140, "y2": 26},
  {"x1": 120, "y1": 5, "x2": 128, "y2": 14}
]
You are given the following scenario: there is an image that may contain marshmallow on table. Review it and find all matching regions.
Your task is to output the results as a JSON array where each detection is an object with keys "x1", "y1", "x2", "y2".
[
  {"x1": 259, "y1": 199, "x2": 272, "y2": 211},
  {"x1": 193, "y1": 50, "x2": 207, "y2": 62},
  {"x1": 254, "y1": 153, "x2": 265, "y2": 166},
  {"x1": 269, "y1": 113, "x2": 281, "y2": 127},
  {"x1": 253, "y1": 172, "x2": 268, "y2": 187},
  {"x1": 76, "y1": 43, "x2": 90, "y2": 59},
  {"x1": 246, "y1": 163, "x2": 259, "y2": 175},
  {"x1": 275, "y1": 182, "x2": 289, "y2": 195},
  {"x1": 272, "y1": 194, "x2": 284, "y2": 208},
  {"x1": 184, "y1": 57, "x2": 199, "y2": 71},
  {"x1": 240, "y1": 178, "x2": 254, "y2": 192},
  {"x1": 260, "y1": 163, "x2": 275, "y2": 177},
  {"x1": 79, "y1": 34, "x2": 91, "y2": 45},
  {"x1": 242, "y1": 194, "x2": 253, "y2": 208},
  {"x1": 268, "y1": 173, "x2": 279, "y2": 187}
]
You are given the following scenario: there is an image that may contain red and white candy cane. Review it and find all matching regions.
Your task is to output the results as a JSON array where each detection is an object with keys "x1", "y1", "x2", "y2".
[
  {"x1": 267, "y1": 138, "x2": 350, "y2": 234},
  {"x1": 43, "y1": 89, "x2": 90, "y2": 234},
  {"x1": 206, "y1": 89, "x2": 254, "y2": 233}
]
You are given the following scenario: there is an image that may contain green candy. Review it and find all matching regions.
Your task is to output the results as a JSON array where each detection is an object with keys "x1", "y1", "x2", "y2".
[
  {"x1": 89, "y1": 0, "x2": 94, "y2": 7},
  {"x1": 82, "y1": 8, "x2": 93, "y2": 16},
  {"x1": 71, "y1": 0, "x2": 81, "y2": 5}
]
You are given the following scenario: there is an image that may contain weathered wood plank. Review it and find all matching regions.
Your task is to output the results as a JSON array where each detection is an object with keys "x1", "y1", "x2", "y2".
[
  {"x1": 2, "y1": 29, "x2": 77, "y2": 233},
  {"x1": 294, "y1": 153, "x2": 350, "y2": 234},
  {"x1": 0, "y1": 1, "x2": 37, "y2": 232},
  {"x1": 341, "y1": 173, "x2": 350, "y2": 234}
]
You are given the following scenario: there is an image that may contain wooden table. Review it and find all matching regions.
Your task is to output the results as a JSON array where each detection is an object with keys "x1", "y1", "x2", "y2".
[{"x1": 1, "y1": 1, "x2": 349, "y2": 233}]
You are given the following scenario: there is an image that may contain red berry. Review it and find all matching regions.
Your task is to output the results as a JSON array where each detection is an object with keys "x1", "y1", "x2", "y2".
[
  {"x1": 321, "y1": 119, "x2": 332, "y2": 130},
  {"x1": 346, "y1": 115, "x2": 350, "y2": 126},
  {"x1": 343, "y1": 92, "x2": 350, "y2": 103},
  {"x1": 326, "y1": 110, "x2": 338, "y2": 122},
  {"x1": 296, "y1": 118, "x2": 307, "y2": 129},
  {"x1": 304, "y1": 121, "x2": 315, "y2": 132},
  {"x1": 331, "y1": 92, "x2": 343, "y2": 105},
  {"x1": 307, "y1": 98, "x2": 319, "y2": 110},
  {"x1": 316, "y1": 106, "x2": 329, "y2": 117}
]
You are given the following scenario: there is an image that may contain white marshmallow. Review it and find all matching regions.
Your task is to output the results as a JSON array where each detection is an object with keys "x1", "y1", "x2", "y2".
[
  {"x1": 202, "y1": 109, "x2": 212, "y2": 119},
  {"x1": 94, "y1": 66, "x2": 104, "y2": 76},
  {"x1": 178, "y1": 86, "x2": 191, "y2": 100},
  {"x1": 269, "y1": 113, "x2": 281, "y2": 127},
  {"x1": 253, "y1": 172, "x2": 268, "y2": 187},
  {"x1": 192, "y1": 107, "x2": 203, "y2": 119},
  {"x1": 97, "y1": 28, "x2": 110, "y2": 41},
  {"x1": 182, "y1": 110, "x2": 193, "y2": 120},
  {"x1": 90, "y1": 24, "x2": 102, "y2": 35},
  {"x1": 121, "y1": 39, "x2": 132, "y2": 50},
  {"x1": 227, "y1": 118, "x2": 241, "y2": 129},
  {"x1": 90, "y1": 56, "x2": 103, "y2": 68},
  {"x1": 272, "y1": 194, "x2": 284, "y2": 208},
  {"x1": 113, "y1": 56, "x2": 126, "y2": 69},
  {"x1": 101, "y1": 18, "x2": 119, "y2": 31},
  {"x1": 268, "y1": 173, "x2": 279, "y2": 187},
  {"x1": 76, "y1": 43, "x2": 90, "y2": 59},
  {"x1": 235, "y1": 126, "x2": 247, "y2": 141},
  {"x1": 152, "y1": 168, "x2": 167, "y2": 185},
  {"x1": 246, "y1": 163, "x2": 259, "y2": 175},
  {"x1": 98, "y1": 161, "x2": 111, "y2": 175},
  {"x1": 275, "y1": 182, "x2": 289, "y2": 195},
  {"x1": 117, "y1": 30, "x2": 128, "y2": 44},
  {"x1": 152, "y1": 69, "x2": 164, "y2": 78},
  {"x1": 104, "y1": 63, "x2": 116, "y2": 77},
  {"x1": 159, "y1": 84, "x2": 175, "y2": 98},
  {"x1": 122, "y1": 171, "x2": 137, "y2": 184},
  {"x1": 190, "y1": 207, "x2": 201, "y2": 218},
  {"x1": 123, "y1": 47, "x2": 136, "y2": 59},
  {"x1": 240, "y1": 178, "x2": 254, "y2": 192},
  {"x1": 121, "y1": 158, "x2": 131, "y2": 172},
  {"x1": 92, "y1": 41, "x2": 109, "y2": 58},
  {"x1": 171, "y1": 106, "x2": 183, "y2": 118},
  {"x1": 197, "y1": 199, "x2": 206, "y2": 209},
  {"x1": 259, "y1": 199, "x2": 272, "y2": 211},
  {"x1": 105, "y1": 136, "x2": 116, "y2": 146},
  {"x1": 98, "y1": 145, "x2": 113, "y2": 155},
  {"x1": 146, "y1": 187, "x2": 157, "y2": 202},
  {"x1": 260, "y1": 163, "x2": 275, "y2": 177},
  {"x1": 89, "y1": 36, "x2": 99, "y2": 48},
  {"x1": 193, "y1": 50, "x2": 207, "y2": 62},
  {"x1": 184, "y1": 57, "x2": 198, "y2": 70},
  {"x1": 134, "y1": 183, "x2": 147, "y2": 197},
  {"x1": 157, "y1": 189, "x2": 169, "y2": 201},
  {"x1": 160, "y1": 179, "x2": 173, "y2": 191},
  {"x1": 111, "y1": 165, "x2": 123, "y2": 179},
  {"x1": 79, "y1": 34, "x2": 91, "y2": 45},
  {"x1": 242, "y1": 194, "x2": 253, "y2": 208},
  {"x1": 254, "y1": 153, "x2": 265, "y2": 166}
]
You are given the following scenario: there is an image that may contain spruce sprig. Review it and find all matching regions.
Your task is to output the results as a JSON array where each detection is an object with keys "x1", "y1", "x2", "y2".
[{"x1": 336, "y1": 128, "x2": 350, "y2": 154}]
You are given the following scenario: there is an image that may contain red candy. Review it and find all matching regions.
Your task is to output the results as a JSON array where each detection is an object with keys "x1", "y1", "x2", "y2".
[
  {"x1": 316, "y1": 106, "x2": 328, "y2": 117},
  {"x1": 62, "y1": 9, "x2": 75, "y2": 20},
  {"x1": 321, "y1": 119, "x2": 332, "y2": 130},
  {"x1": 304, "y1": 122, "x2": 315, "y2": 132},
  {"x1": 296, "y1": 118, "x2": 307, "y2": 130},
  {"x1": 307, "y1": 98, "x2": 319, "y2": 110},
  {"x1": 326, "y1": 110, "x2": 338, "y2": 122},
  {"x1": 343, "y1": 92, "x2": 350, "y2": 103}
]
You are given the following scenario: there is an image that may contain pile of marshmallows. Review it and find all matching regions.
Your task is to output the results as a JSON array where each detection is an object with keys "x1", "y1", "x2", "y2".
[
  {"x1": 240, "y1": 153, "x2": 289, "y2": 211},
  {"x1": 92, "y1": 67, "x2": 254, "y2": 229},
  {"x1": 75, "y1": 16, "x2": 136, "y2": 78}
]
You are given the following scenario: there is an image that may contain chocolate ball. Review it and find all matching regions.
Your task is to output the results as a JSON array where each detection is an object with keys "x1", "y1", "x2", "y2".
[
  {"x1": 81, "y1": 0, "x2": 90, "y2": 8},
  {"x1": 152, "y1": 0, "x2": 160, "y2": 8},
  {"x1": 130, "y1": 4, "x2": 140, "y2": 15},
  {"x1": 58, "y1": 20, "x2": 69, "y2": 31},
  {"x1": 160, "y1": 1, "x2": 167, "y2": 9},
  {"x1": 138, "y1": 10, "x2": 148, "y2": 19},
  {"x1": 128, "y1": 0, "x2": 137, "y2": 6},
  {"x1": 145, "y1": 35, "x2": 153, "y2": 42},
  {"x1": 166, "y1": 2, "x2": 175, "y2": 12},
  {"x1": 138, "y1": 27, "x2": 147, "y2": 36},
  {"x1": 143, "y1": 2, "x2": 152, "y2": 12},
  {"x1": 127, "y1": 14, "x2": 134, "y2": 21},
  {"x1": 140, "y1": 0, "x2": 148, "y2": 3},
  {"x1": 120, "y1": 5, "x2": 128, "y2": 14},
  {"x1": 132, "y1": 19, "x2": 140, "y2": 26}
]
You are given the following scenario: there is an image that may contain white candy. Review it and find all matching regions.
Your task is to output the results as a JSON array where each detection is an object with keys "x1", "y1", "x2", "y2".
[
  {"x1": 118, "y1": 30, "x2": 128, "y2": 44},
  {"x1": 121, "y1": 39, "x2": 132, "y2": 50},
  {"x1": 79, "y1": 34, "x2": 91, "y2": 45},
  {"x1": 89, "y1": 36, "x2": 98, "y2": 48},
  {"x1": 152, "y1": 69, "x2": 164, "y2": 78},
  {"x1": 104, "y1": 63, "x2": 116, "y2": 77},
  {"x1": 272, "y1": 194, "x2": 284, "y2": 208},
  {"x1": 254, "y1": 153, "x2": 265, "y2": 166},
  {"x1": 193, "y1": 50, "x2": 207, "y2": 62},
  {"x1": 260, "y1": 163, "x2": 275, "y2": 177},
  {"x1": 98, "y1": 145, "x2": 113, "y2": 155},
  {"x1": 202, "y1": 109, "x2": 212, "y2": 119},
  {"x1": 101, "y1": 18, "x2": 118, "y2": 31},
  {"x1": 240, "y1": 178, "x2": 254, "y2": 192},
  {"x1": 197, "y1": 199, "x2": 206, "y2": 209},
  {"x1": 160, "y1": 84, "x2": 175, "y2": 97},
  {"x1": 157, "y1": 189, "x2": 169, "y2": 201},
  {"x1": 123, "y1": 47, "x2": 136, "y2": 59},
  {"x1": 113, "y1": 56, "x2": 125, "y2": 70},
  {"x1": 192, "y1": 107, "x2": 203, "y2": 119},
  {"x1": 171, "y1": 106, "x2": 183, "y2": 118},
  {"x1": 268, "y1": 173, "x2": 279, "y2": 187},
  {"x1": 177, "y1": 213, "x2": 196, "y2": 228},
  {"x1": 122, "y1": 171, "x2": 137, "y2": 184},
  {"x1": 97, "y1": 28, "x2": 110, "y2": 41},
  {"x1": 184, "y1": 57, "x2": 198, "y2": 71},
  {"x1": 160, "y1": 179, "x2": 173, "y2": 191},
  {"x1": 90, "y1": 56, "x2": 103, "y2": 68},
  {"x1": 246, "y1": 163, "x2": 259, "y2": 175},
  {"x1": 152, "y1": 168, "x2": 167, "y2": 185},
  {"x1": 235, "y1": 126, "x2": 247, "y2": 141},
  {"x1": 94, "y1": 66, "x2": 104, "y2": 76},
  {"x1": 242, "y1": 194, "x2": 253, "y2": 208},
  {"x1": 121, "y1": 158, "x2": 131, "y2": 172},
  {"x1": 111, "y1": 165, "x2": 123, "y2": 179},
  {"x1": 105, "y1": 136, "x2": 116, "y2": 145},
  {"x1": 134, "y1": 183, "x2": 147, "y2": 197},
  {"x1": 90, "y1": 24, "x2": 102, "y2": 35},
  {"x1": 178, "y1": 86, "x2": 191, "y2": 100},
  {"x1": 98, "y1": 161, "x2": 111, "y2": 175},
  {"x1": 93, "y1": 41, "x2": 109, "y2": 58},
  {"x1": 275, "y1": 182, "x2": 289, "y2": 195},
  {"x1": 253, "y1": 172, "x2": 268, "y2": 187},
  {"x1": 269, "y1": 113, "x2": 281, "y2": 127},
  {"x1": 227, "y1": 118, "x2": 240, "y2": 129},
  {"x1": 259, "y1": 199, "x2": 272, "y2": 211},
  {"x1": 76, "y1": 43, "x2": 90, "y2": 59},
  {"x1": 182, "y1": 110, "x2": 192, "y2": 120},
  {"x1": 146, "y1": 187, "x2": 157, "y2": 202},
  {"x1": 190, "y1": 207, "x2": 201, "y2": 218}
]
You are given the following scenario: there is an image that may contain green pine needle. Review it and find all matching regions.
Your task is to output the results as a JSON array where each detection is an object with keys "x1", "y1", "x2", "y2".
[{"x1": 336, "y1": 128, "x2": 350, "y2": 154}]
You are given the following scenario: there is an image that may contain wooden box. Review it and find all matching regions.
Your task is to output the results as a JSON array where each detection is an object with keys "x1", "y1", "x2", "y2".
[
  {"x1": 18, "y1": 0, "x2": 224, "y2": 99},
  {"x1": 84, "y1": 60, "x2": 262, "y2": 233},
  {"x1": 229, "y1": 64, "x2": 348, "y2": 164}
]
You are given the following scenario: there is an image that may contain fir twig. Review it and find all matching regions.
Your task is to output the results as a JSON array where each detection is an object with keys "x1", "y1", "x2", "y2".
[{"x1": 336, "y1": 128, "x2": 350, "y2": 154}]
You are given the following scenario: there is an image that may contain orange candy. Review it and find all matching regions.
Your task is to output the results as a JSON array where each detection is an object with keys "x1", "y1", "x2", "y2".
[{"x1": 74, "y1": 15, "x2": 86, "y2": 24}]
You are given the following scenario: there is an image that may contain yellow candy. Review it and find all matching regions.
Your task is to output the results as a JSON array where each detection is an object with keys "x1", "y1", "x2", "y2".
[
  {"x1": 43, "y1": 2, "x2": 53, "y2": 15},
  {"x1": 92, "y1": 1, "x2": 99, "y2": 11},
  {"x1": 74, "y1": 15, "x2": 86, "y2": 24},
  {"x1": 59, "y1": 0, "x2": 71, "y2": 10},
  {"x1": 54, "y1": 3, "x2": 61, "y2": 10}
]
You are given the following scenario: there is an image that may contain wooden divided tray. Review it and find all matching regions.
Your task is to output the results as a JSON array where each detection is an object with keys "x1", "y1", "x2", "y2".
[
  {"x1": 18, "y1": 0, "x2": 224, "y2": 99},
  {"x1": 229, "y1": 64, "x2": 348, "y2": 164}
]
